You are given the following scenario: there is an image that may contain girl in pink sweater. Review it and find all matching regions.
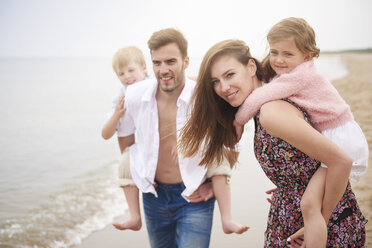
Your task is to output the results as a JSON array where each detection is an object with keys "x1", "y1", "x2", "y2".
[{"x1": 234, "y1": 17, "x2": 368, "y2": 247}]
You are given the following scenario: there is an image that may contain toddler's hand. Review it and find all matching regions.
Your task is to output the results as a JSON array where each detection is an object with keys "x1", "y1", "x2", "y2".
[{"x1": 114, "y1": 94, "x2": 126, "y2": 117}]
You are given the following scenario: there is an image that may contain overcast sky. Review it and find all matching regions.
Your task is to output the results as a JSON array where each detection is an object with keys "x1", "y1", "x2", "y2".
[{"x1": 1, "y1": 0, "x2": 371, "y2": 59}]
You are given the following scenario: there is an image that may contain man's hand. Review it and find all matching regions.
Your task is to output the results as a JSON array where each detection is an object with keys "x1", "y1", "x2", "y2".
[{"x1": 186, "y1": 182, "x2": 214, "y2": 203}]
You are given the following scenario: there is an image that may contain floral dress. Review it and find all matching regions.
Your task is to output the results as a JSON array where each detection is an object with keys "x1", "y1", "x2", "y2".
[{"x1": 254, "y1": 100, "x2": 367, "y2": 247}]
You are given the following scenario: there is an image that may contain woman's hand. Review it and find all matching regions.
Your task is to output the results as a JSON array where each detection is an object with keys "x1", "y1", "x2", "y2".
[
  {"x1": 288, "y1": 227, "x2": 305, "y2": 248},
  {"x1": 265, "y1": 187, "x2": 278, "y2": 204}
]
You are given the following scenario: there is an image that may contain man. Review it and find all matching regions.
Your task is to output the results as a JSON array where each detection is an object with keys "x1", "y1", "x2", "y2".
[{"x1": 117, "y1": 28, "x2": 217, "y2": 248}]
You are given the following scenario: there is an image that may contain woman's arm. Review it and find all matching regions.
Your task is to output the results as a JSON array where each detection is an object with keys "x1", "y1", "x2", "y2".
[{"x1": 260, "y1": 100, "x2": 352, "y2": 223}]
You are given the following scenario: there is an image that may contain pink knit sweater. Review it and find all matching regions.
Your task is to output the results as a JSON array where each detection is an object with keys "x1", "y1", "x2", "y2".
[{"x1": 235, "y1": 60, "x2": 353, "y2": 131}]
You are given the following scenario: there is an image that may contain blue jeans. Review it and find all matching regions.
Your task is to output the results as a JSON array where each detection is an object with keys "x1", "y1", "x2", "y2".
[{"x1": 142, "y1": 180, "x2": 215, "y2": 248}]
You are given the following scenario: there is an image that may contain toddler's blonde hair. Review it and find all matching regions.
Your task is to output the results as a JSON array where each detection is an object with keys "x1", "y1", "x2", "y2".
[{"x1": 112, "y1": 46, "x2": 147, "y2": 76}]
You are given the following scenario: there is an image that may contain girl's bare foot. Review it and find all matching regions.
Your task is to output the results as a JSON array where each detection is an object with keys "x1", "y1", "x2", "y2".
[
  {"x1": 222, "y1": 219, "x2": 249, "y2": 234},
  {"x1": 113, "y1": 216, "x2": 142, "y2": 231}
]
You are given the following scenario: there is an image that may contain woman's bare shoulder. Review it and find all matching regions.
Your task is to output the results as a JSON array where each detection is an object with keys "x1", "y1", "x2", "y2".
[{"x1": 259, "y1": 100, "x2": 304, "y2": 133}]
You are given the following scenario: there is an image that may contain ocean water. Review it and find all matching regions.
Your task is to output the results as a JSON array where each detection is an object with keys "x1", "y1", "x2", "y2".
[
  {"x1": 0, "y1": 55, "x2": 348, "y2": 248},
  {"x1": 0, "y1": 57, "x2": 125, "y2": 248}
]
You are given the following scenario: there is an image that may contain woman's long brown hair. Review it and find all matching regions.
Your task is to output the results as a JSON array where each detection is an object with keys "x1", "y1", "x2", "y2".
[{"x1": 179, "y1": 40, "x2": 262, "y2": 168}]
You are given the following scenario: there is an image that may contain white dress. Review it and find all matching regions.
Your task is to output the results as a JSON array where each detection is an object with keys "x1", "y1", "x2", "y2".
[{"x1": 321, "y1": 120, "x2": 369, "y2": 182}]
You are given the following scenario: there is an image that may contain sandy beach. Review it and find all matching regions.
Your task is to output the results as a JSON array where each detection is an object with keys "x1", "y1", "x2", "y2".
[
  {"x1": 332, "y1": 53, "x2": 372, "y2": 246},
  {"x1": 76, "y1": 53, "x2": 372, "y2": 248}
]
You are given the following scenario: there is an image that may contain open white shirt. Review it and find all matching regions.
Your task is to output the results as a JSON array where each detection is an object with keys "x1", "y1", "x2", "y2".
[{"x1": 117, "y1": 78, "x2": 207, "y2": 198}]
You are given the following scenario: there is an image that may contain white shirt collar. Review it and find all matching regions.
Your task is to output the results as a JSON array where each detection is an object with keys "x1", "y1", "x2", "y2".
[
  {"x1": 141, "y1": 79, "x2": 158, "y2": 102},
  {"x1": 140, "y1": 77, "x2": 195, "y2": 106}
]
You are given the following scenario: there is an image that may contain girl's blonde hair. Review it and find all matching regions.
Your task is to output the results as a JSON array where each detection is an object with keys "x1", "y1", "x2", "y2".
[
  {"x1": 180, "y1": 39, "x2": 262, "y2": 167},
  {"x1": 112, "y1": 46, "x2": 147, "y2": 76},
  {"x1": 262, "y1": 17, "x2": 320, "y2": 82}
]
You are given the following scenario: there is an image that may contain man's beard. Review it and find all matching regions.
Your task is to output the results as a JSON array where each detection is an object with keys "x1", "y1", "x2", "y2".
[{"x1": 158, "y1": 66, "x2": 185, "y2": 93}]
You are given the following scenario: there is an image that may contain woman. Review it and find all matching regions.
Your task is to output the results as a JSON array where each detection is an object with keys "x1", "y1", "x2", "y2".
[{"x1": 180, "y1": 39, "x2": 366, "y2": 247}]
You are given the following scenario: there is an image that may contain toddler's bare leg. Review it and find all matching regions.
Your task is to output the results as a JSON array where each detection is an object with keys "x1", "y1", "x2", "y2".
[
  {"x1": 113, "y1": 148, "x2": 141, "y2": 231},
  {"x1": 113, "y1": 185, "x2": 142, "y2": 231}
]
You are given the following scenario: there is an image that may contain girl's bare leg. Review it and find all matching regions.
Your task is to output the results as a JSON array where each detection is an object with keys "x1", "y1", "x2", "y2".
[
  {"x1": 212, "y1": 175, "x2": 249, "y2": 234},
  {"x1": 300, "y1": 167, "x2": 327, "y2": 247}
]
